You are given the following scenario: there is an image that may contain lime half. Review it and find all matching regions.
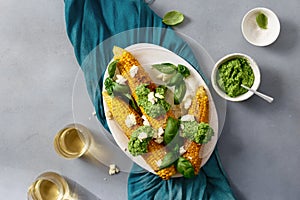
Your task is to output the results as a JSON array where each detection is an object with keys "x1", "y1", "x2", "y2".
[{"x1": 162, "y1": 11, "x2": 184, "y2": 26}]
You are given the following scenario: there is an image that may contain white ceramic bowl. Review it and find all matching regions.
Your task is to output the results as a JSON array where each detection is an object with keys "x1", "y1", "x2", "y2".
[
  {"x1": 241, "y1": 7, "x2": 280, "y2": 46},
  {"x1": 211, "y1": 53, "x2": 261, "y2": 102}
]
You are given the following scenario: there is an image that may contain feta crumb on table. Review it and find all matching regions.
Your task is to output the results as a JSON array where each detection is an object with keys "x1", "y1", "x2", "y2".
[{"x1": 109, "y1": 164, "x2": 120, "y2": 175}]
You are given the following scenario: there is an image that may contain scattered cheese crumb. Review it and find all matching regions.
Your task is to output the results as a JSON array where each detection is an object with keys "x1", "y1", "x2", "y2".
[
  {"x1": 155, "y1": 93, "x2": 164, "y2": 99},
  {"x1": 148, "y1": 92, "x2": 157, "y2": 105},
  {"x1": 116, "y1": 75, "x2": 127, "y2": 85},
  {"x1": 154, "y1": 137, "x2": 164, "y2": 144},
  {"x1": 125, "y1": 114, "x2": 137, "y2": 128},
  {"x1": 179, "y1": 146, "x2": 186, "y2": 155},
  {"x1": 183, "y1": 96, "x2": 192, "y2": 110},
  {"x1": 130, "y1": 65, "x2": 139, "y2": 78},
  {"x1": 138, "y1": 132, "x2": 148, "y2": 142},
  {"x1": 142, "y1": 115, "x2": 150, "y2": 126},
  {"x1": 180, "y1": 124, "x2": 185, "y2": 130},
  {"x1": 154, "y1": 127, "x2": 164, "y2": 144},
  {"x1": 92, "y1": 111, "x2": 97, "y2": 116},
  {"x1": 181, "y1": 114, "x2": 195, "y2": 122},
  {"x1": 109, "y1": 164, "x2": 120, "y2": 175},
  {"x1": 157, "y1": 127, "x2": 164, "y2": 137}
]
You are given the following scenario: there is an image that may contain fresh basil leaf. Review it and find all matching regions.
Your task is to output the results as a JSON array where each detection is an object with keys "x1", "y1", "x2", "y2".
[
  {"x1": 104, "y1": 77, "x2": 114, "y2": 95},
  {"x1": 162, "y1": 10, "x2": 184, "y2": 26},
  {"x1": 176, "y1": 157, "x2": 195, "y2": 178},
  {"x1": 113, "y1": 83, "x2": 130, "y2": 94},
  {"x1": 167, "y1": 73, "x2": 184, "y2": 86},
  {"x1": 159, "y1": 151, "x2": 179, "y2": 169},
  {"x1": 152, "y1": 63, "x2": 177, "y2": 74},
  {"x1": 163, "y1": 117, "x2": 180, "y2": 145},
  {"x1": 108, "y1": 60, "x2": 118, "y2": 78},
  {"x1": 177, "y1": 64, "x2": 190, "y2": 78},
  {"x1": 174, "y1": 82, "x2": 186, "y2": 105}
]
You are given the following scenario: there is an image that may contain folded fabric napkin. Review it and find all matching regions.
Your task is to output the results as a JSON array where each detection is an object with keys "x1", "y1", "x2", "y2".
[{"x1": 64, "y1": 0, "x2": 235, "y2": 199}]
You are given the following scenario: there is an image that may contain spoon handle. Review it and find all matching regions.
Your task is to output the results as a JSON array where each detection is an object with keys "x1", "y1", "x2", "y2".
[{"x1": 241, "y1": 84, "x2": 274, "y2": 103}]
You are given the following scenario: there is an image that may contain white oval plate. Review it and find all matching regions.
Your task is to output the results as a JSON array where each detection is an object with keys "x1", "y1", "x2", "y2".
[{"x1": 103, "y1": 43, "x2": 218, "y2": 176}]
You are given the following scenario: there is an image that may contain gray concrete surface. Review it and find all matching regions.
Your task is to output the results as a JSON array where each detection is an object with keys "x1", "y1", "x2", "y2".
[{"x1": 0, "y1": 0, "x2": 299, "y2": 199}]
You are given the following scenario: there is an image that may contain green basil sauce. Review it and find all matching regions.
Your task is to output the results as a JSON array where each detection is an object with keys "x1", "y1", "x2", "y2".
[
  {"x1": 135, "y1": 84, "x2": 170, "y2": 118},
  {"x1": 217, "y1": 58, "x2": 254, "y2": 97},
  {"x1": 180, "y1": 121, "x2": 214, "y2": 144},
  {"x1": 128, "y1": 126, "x2": 154, "y2": 156}
]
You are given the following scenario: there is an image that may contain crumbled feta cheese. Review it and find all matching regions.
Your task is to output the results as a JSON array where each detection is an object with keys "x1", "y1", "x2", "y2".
[
  {"x1": 154, "y1": 137, "x2": 164, "y2": 144},
  {"x1": 92, "y1": 111, "x2": 97, "y2": 116},
  {"x1": 148, "y1": 92, "x2": 157, "y2": 105},
  {"x1": 156, "y1": 159, "x2": 162, "y2": 167},
  {"x1": 109, "y1": 164, "x2": 120, "y2": 175},
  {"x1": 180, "y1": 124, "x2": 185, "y2": 130},
  {"x1": 138, "y1": 132, "x2": 148, "y2": 142},
  {"x1": 183, "y1": 96, "x2": 192, "y2": 110},
  {"x1": 106, "y1": 111, "x2": 113, "y2": 120},
  {"x1": 179, "y1": 146, "x2": 186, "y2": 155},
  {"x1": 130, "y1": 65, "x2": 139, "y2": 78},
  {"x1": 154, "y1": 127, "x2": 164, "y2": 144},
  {"x1": 116, "y1": 75, "x2": 127, "y2": 85},
  {"x1": 155, "y1": 93, "x2": 164, "y2": 99},
  {"x1": 142, "y1": 115, "x2": 150, "y2": 126},
  {"x1": 125, "y1": 114, "x2": 136, "y2": 128},
  {"x1": 181, "y1": 114, "x2": 195, "y2": 122},
  {"x1": 157, "y1": 127, "x2": 164, "y2": 137}
]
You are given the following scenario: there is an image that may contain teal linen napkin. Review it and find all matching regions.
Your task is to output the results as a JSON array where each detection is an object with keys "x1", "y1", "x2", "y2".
[{"x1": 64, "y1": 0, "x2": 235, "y2": 199}]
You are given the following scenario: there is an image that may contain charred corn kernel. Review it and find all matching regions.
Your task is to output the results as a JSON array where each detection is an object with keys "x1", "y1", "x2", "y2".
[
  {"x1": 113, "y1": 46, "x2": 174, "y2": 130},
  {"x1": 102, "y1": 92, "x2": 142, "y2": 138},
  {"x1": 156, "y1": 165, "x2": 177, "y2": 180},
  {"x1": 143, "y1": 140, "x2": 176, "y2": 180},
  {"x1": 182, "y1": 86, "x2": 209, "y2": 175},
  {"x1": 103, "y1": 91, "x2": 176, "y2": 180}
]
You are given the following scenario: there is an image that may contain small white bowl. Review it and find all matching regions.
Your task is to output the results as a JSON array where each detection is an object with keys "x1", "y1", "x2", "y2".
[
  {"x1": 241, "y1": 7, "x2": 280, "y2": 46},
  {"x1": 211, "y1": 53, "x2": 261, "y2": 102}
]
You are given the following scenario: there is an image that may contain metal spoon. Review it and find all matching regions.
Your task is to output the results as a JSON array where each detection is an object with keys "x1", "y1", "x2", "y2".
[{"x1": 241, "y1": 84, "x2": 274, "y2": 103}]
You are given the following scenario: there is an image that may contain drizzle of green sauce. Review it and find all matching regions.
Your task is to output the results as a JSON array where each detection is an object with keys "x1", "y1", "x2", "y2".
[{"x1": 256, "y1": 12, "x2": 268, "y2": 29}]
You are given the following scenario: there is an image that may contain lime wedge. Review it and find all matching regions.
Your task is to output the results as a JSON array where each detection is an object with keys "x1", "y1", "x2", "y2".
[{"x1": 162, "y1": 11, "x2": 184, "y2": 26}]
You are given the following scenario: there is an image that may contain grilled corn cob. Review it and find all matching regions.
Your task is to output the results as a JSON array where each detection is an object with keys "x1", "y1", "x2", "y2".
[
  {"x1": 103, "y1": 92, "x2": 142, "y2": 137},
  {"x1": 103, "y1": 91, "x2": 176, "y2": 180},
  {"x1": 113, "y1": 46, "x2": 174, "y2": 130},
  {"x1": 144, "y1": 140, "x2": 177, "y2": 180},
  {"x1": 182, "y1": 86, "x2": 209, "y2": 175}
]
